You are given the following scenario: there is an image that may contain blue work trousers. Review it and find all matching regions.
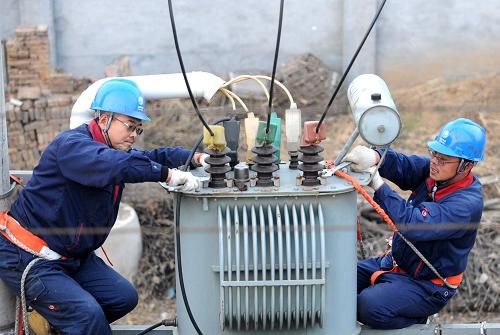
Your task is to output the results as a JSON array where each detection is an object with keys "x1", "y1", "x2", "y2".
[
  {"x1": 357, "y1": 257, "x2": 455, "y2": 329},
  {"x1": 0, "y1": 235, "x2": 138, "y2": 335}
]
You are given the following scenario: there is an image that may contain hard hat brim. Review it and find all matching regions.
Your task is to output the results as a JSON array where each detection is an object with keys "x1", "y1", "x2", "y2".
[
  {"x1": 427, "y1": 140, "x2": 483, "y2": 161},
  {"x1": 427, "y1": 140, "x2": 459, "y2": 158}
]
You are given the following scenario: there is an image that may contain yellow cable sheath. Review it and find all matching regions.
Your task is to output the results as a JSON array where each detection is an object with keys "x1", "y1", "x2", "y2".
[
  {"x1": 217, "y1": 88, "x2": 236, "y2": 110},
  {"x1": 220, "y1": 87, "x2": 249, "y2": 112},
  {"x1": 222, "y1": 75, "x2": 270, "y2": 100},
  {"x1": 253, "y1": 75, "x2": 294, "y2": 107}
]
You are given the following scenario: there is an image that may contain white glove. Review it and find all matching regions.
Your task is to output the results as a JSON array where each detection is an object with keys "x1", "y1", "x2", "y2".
[
  {"x1": 342, "y1": 145, "x2": 379, "y2": 172},
  {"x1": 168, "y1": 169, "x2": 201, "y2": 192},
  {"x1": 368, "y1": 167, "x2": 384, "y2": 191},
  {"x1": 199, "y1": 153, "x2": 229, "y2": 168},
  {"x1": 199, "y1": 153, "x2": 210, "y2": 167}
]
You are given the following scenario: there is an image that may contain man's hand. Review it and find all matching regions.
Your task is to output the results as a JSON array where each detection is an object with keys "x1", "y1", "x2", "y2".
[
  {"x1": 199, "y1": 153, "x2": 210, "y2": 167},
  {"x1": 168, "y1": 169, "x2": 201, "y2": 192},
  {"x1": 342, "y1": 145, "x2": 380, "y2": 172},
  {"x1": 198, "y1": 153, "x2": 229, "y2": 168}
]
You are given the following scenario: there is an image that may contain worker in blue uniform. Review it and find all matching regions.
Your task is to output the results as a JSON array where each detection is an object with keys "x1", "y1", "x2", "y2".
[
  {"x1": 0, "y1": 78, "x2": 203, "y2": 334},
  {"x1": 344, "y1": 118, "x2": 486, "y2": 329}
]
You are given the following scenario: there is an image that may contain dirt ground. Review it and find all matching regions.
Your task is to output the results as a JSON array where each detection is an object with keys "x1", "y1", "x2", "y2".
[{"x1": 116, "y1": 72, "x2": 500, "y2": 326}]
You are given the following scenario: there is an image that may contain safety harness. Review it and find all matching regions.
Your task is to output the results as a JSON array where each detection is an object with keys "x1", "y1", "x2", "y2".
[
  {"x1": 0, "y1": 213, "x2": 65, "y2": 261},
  {"x1": 369, "y1": 264, "x2": 463, "y2": 287},
  {"x1": 0, "y1": 212, "x2": 64, "y2": 335}
]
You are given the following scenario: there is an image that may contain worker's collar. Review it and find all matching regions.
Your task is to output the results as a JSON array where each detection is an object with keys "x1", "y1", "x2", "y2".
[
  {"x1": 88, "y1": 119, "x2": 108, "y2": 145},
  {"x1": 426, "y1": 173, "x2": 473, "y2": 202}
]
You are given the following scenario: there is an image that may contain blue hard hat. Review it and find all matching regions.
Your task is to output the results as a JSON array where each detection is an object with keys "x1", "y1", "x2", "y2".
[
  {"x1": 427, "y1": 118, "x2": 486, "y2": 161},
  {"x1": 90, "y1": 78, "x2": 150, "y2": 121}
]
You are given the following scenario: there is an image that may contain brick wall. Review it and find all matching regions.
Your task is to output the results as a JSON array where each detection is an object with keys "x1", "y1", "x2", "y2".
[{"x1": 5, "y1": 25, "x2": 91, "y2": 169}]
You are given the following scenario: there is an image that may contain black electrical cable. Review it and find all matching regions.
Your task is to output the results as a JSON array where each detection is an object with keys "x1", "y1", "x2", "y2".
[
  {"x1": 315, "y1": 0, "x2": 387, "y2": 133},
  {"x1": 265, "y1": 0, "x2": 285, "y2": 135},
  {"x1": 165, "y1": 117, "x2": 230, "y2": 335},
  {"x1": 167, "y1": 0, "x2": 214, "y2": 137},
  {"x1": 135, "y1": 319, "x2": 177, "y2": 335}
]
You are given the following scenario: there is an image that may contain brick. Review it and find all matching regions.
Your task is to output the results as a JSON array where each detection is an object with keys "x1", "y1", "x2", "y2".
[{"x1": 16, "y1": 86, "x2": 41, "y2": 100}]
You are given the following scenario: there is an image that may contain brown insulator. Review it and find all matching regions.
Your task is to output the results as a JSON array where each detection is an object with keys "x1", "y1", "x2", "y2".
[
  {"x1": 298, "y1": 145, "x2": 324, "y2": 186},
  {"x1": 204, "y1": 147, "x2": 231, "y2": 188},
  {"x1": 288, "y1": 151, "x2": 299, "y2": 170},
  {"x1": 250, "y1": 145, "x2": 279, "y2": 187}
]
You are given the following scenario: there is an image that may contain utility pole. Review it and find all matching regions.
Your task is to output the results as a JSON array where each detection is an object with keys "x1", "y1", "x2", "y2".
[
  {"x1": 0, "y1": 41, "x2": 11, "y2": 212},
  {"x1": 0, "y1": 40, "x2": 16, "y2": 329}
]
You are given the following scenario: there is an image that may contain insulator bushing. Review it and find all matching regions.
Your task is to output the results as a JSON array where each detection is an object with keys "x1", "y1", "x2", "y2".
[
  {"x1": 298, "y1": 145, "x2": 324, "y2": 186},
  {"x1": 250, "y1": 145, "x2": 279, "y2": 187},
  {"x1": 288, "y1": 151, "x2": 299, "y2": 170},
  {"x1": 204, "y1": 147, "x2": 231, "y2": 188}
]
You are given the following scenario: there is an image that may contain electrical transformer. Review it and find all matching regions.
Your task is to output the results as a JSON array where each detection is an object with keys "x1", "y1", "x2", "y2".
[{"x1": 174, "y1": 164, "x2": 370, "y2": 334}]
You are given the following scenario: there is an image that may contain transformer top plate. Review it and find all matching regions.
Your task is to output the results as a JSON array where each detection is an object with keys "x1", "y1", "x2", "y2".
[{"x1": 175, "y1": 163, "x2": 371, "y2": 198}]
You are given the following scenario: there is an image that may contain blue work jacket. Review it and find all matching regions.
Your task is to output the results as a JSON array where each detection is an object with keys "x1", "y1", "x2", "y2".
[
  {"x1": 10, "y1": 121, "x2": 192, "y2": 258},
  {"x1": 374, "y1": 149, "x2": 483, "y2": 280}
]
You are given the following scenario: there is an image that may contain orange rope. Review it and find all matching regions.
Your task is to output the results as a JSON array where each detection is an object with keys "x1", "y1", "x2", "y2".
[{"x1": 334, "y1": 169, "x2": 399, "y2": 233}]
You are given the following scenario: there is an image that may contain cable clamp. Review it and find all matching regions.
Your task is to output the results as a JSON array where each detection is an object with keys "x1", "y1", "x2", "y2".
[{"x1": 320, "y1": 161, "x2": 351, "y2": 177}]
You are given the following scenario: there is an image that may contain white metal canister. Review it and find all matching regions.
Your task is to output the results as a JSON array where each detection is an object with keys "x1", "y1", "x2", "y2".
[{"x1": 347, "y1": 74, "x2": 401, "y2": 146}]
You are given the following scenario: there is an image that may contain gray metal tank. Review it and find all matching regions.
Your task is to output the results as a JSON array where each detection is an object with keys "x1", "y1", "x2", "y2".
[
  {"x1": 174, "y1": 164, "x2": 370, "y2": 335},
  {"x1": 347, "y1": 74, "x2": 401, "y2": 146}
]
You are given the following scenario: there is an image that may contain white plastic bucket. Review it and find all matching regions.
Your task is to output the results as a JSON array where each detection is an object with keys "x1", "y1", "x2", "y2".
[{"x1": 98, "y1": 203, "x2": 143, "y2": 282}]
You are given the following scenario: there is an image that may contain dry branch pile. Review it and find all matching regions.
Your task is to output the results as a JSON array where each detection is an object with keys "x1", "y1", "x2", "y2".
[{"x1": 122, "y1": 183, "x2": 176, "y2": 300}]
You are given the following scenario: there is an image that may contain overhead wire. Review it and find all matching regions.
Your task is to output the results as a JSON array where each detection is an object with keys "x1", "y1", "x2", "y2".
[
  {"x1": 315, "y1": 0, "x2": 387, "y2": 133},
  {"x1": 165, "y1": 1, "x2": 236, "y2": 333},
  {"x1": 265, "y1": 0, "x2": 285, "y2": 134},
  {"x1": 171, "y1": 117, "x2": 231, "y2": 335},
  {"x1": 168, "y1": 0, "x2": 214, "y2": 137}
]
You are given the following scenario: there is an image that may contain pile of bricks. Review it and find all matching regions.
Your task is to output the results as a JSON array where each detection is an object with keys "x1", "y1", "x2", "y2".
[
  {"x1": 5, "y1": 25, "x2": 51, "y2": 90},
  {"x1": 6, "y1": 96, "x2": 73, "y2": 168},
  {"x1": 5, "y1": 25, "x2": 90, "y2": 170}
]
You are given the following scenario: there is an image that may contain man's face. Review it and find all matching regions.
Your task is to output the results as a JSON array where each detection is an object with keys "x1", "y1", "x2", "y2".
[
  {"x1": 99, "y1": 113, "x2": 143, "y2": 151},
  {"x1": 428, "y1": 149, "x2": 461, "y2": 181}
]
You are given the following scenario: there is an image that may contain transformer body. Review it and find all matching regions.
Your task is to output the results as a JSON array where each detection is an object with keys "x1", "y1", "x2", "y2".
[{"x1": 175, "y1": 164, "x2": 369, "y2": 334}]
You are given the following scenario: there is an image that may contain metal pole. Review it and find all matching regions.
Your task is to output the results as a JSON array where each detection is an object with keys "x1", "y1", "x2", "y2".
[
  {"x1": 0, "y1": 39, "x2": 16, "y2": 331},
  {"x1": 0, "y1": 41, "x2": 11, "y2": 212},
  {"x1": 333, "y1": 127, "x2": 359, "y2": 166}
]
